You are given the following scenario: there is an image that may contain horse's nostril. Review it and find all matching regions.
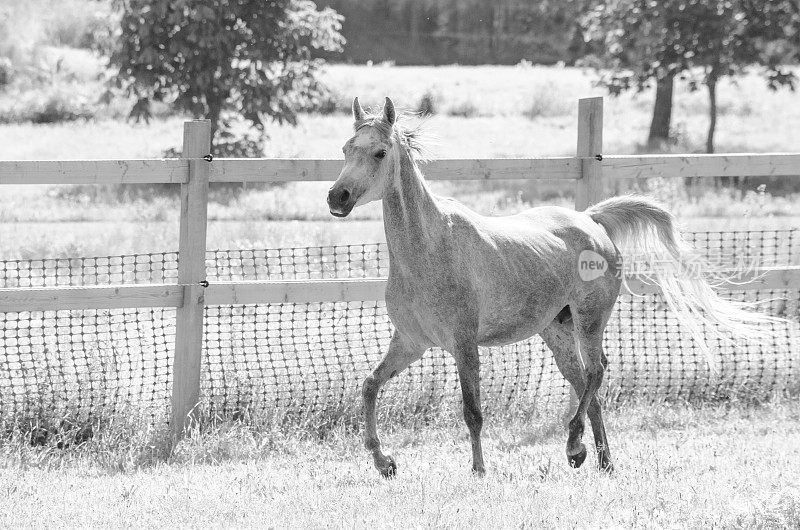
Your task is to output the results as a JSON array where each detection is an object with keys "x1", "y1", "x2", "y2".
[{"x1": 339, "y1": 189, "x2": 350, "y2": 203}]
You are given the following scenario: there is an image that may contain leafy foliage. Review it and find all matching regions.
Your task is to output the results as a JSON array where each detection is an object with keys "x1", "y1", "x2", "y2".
[
  {"x1": 582, "y1": 0, "x2": 800, "y2": 151},
  {"x1": 584, "y1": 0, "x2": 800, "y2": 93},
  {"x1": 108, "y1": 0, "x2": 344, "y2": 153}
]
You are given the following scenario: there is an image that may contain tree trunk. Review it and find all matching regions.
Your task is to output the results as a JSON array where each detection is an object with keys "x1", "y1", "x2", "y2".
[
  {"x1": 706, "y1": 75, "x2": 717, "y2": 155},
  {"x1": 647, "y1": 73, "x2": 675, "y2": 149},
  {"x1": 705, "y1": 71, "x2": 736, "y2": 187},
  {"x1": 409, "y1": 1, "x2": 421, "y2": 47},
  {"x1": 207, "y1": 99, "x2": 222, "y2": 151},
  {"x1": 488, "y1": 3, "x2": 498, "y2": 63},
  {"x1": 567, "y1": 23, "x2": 585, "y2": 65}
]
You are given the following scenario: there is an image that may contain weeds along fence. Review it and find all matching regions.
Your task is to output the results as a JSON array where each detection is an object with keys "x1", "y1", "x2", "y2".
[{"x1": 1, "y1": 97, "x2": 799, "y2": 440}]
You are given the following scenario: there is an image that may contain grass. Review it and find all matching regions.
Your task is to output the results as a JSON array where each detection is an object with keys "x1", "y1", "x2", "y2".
[
  {"x1": 318, "y1": 63, "x2": 800, "y2": 153},
  {"x1": 0, "y1": 400, "x2": 798, "y2": 527},
  {"x1": 0, "y1": 218, "x2": 390, "y2": 257}
]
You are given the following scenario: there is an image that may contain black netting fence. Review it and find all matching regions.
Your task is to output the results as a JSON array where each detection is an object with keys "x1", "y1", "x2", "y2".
[{"x1": 0, "y1": 230, "x2": 798, "y2": 429}]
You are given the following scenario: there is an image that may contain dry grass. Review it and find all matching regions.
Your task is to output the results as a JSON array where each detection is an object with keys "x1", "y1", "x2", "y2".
[
  {"x1": 3, "y1": 63, "x2": 800, "y2": 158},
  {"x1": 318, "y1": 63, "x2": 800, "y2": 154},
  {"x1": 0, "y1": 400, "x2": 798, "y2": 528},
  {"x1": 0, "y1": 218, "x2": 390, "y2": 257}
]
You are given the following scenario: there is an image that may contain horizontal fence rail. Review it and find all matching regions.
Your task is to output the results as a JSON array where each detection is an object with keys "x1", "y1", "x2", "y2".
[
  {"x1": 3, "y1": 154, "x2": 799, "y2": 186},
  {"x1": 208, "y1": 157, "x2": 583, "y2": 182},
  {"x1": 204, "y1": 278, "x2": 389, "y2": 305},
  {"x1": 0, "y1": 284, "x2": 184, "y2": 312},
  {"x1": 2, "y1": 267, "x2": 799, "y2": 312},
  {"x1": 0, "y1": 159, "x2": 189, "y2": 185},
  {"x1": 602, "y1": 153, "x2": 800, "y2": 180}
]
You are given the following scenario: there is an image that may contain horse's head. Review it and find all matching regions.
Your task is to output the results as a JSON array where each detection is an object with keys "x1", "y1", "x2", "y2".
[{"x1": 328, "y1": 96, "x2": 398, "y2": 217}]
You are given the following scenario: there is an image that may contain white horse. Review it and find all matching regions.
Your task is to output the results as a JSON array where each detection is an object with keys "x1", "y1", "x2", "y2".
[{"x1": 327, "y1": 97, "x2": 773, "y2": 477}]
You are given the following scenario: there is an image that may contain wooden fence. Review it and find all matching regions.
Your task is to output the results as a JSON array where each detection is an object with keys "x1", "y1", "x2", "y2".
[{"x1": 1, "y1": 97, "x2": 799, "y2": 439}]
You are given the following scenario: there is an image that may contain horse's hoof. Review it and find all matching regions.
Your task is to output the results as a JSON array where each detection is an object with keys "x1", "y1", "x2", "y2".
[
  {"x1": 567, "y1": 444, "x2": 587, "y2": 468},
  {"x1": 377, "y1": 455, "x2": 397, "y2": 478},
  {"x1": 472, "y1": 466, "x2": 486, "y2": 477}
]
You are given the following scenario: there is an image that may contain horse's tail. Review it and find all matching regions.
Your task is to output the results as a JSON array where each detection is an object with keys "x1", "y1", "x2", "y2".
[{"x1": 586, "y1": 194, "x2": 777, "y2": 361}]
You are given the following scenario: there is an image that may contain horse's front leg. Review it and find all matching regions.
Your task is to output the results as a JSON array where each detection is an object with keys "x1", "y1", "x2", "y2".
[
  {"x1": 454, "y1": 341, "x2": 485, "y2": 475},
  {"x1": 363, "y1": 331, "x2": 425, "y2": 477}
]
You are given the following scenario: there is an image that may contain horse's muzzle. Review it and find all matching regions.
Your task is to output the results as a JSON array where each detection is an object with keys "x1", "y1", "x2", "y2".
[{"x1": 327, "y1": 187, "x2": 354, "y2": 217}]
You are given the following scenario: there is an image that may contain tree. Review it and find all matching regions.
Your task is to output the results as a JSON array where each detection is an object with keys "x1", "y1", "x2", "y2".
[
  {"x1": 648, "y1": 74, "x2": 674, "y2": 147},
  {"x1": 583, "y1": 0, "x2": 800, "y2": 153},
  {"x1": 108, "y1": 0, "x2": 344, "y2": 155}
]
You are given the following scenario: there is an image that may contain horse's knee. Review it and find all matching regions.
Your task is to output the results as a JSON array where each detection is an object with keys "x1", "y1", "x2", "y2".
[
  {"x1": 587, "y1": 395, "x2": 602, "y2": 413},
  {"x1": 362, "y1": 375, "x2": 381, "y2": 400},
  {"x1": 460, "y1": 382, "x2": 483, "y2": 433},
  {"x1": 585, "y1": 354, "x2": 606, "y2": 384},
  {"x1": 463, "y1": 403, "x2": 483, "y2": 433}
]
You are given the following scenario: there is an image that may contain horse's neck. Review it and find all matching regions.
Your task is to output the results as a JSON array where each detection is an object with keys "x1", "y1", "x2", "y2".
[{"x1": 382, "y1": 145, "x2": 443, "y2": 265}]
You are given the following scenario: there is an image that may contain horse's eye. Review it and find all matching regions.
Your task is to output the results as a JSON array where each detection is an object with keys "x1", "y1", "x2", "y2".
[{"x1": 375, "y1": 150, "x2": 386, "y2": 160}]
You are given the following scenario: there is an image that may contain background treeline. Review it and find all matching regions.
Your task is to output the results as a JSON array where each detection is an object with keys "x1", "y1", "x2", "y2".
[{"x1": 316, "y1": 0, "x2": 583, "y2": 65}]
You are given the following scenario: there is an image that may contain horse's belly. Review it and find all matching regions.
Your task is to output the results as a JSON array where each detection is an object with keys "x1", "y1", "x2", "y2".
[
  {"x1": 475, "y1": 287, "x2": 565, "y2": 347},
  {"x1": 468, "y1": 242, "x2": 569, "y2": 340},
  {"x1": 477, "y1": 312, "x2": 553, "y2": 347}
]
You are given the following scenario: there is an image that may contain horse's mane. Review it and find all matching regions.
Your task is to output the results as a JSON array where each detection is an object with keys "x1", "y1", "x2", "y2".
[{"x1": 354, "y1": 111, "x2": 432, "y2": 162}]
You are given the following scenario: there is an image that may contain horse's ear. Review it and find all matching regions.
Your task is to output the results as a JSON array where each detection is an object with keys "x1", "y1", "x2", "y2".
[
  {"x1": 352, "y1": 97, "x2": 365, "y2": 122},
  {"x1": 382, "y1": 97, "x2": 396, "y2": 125}
]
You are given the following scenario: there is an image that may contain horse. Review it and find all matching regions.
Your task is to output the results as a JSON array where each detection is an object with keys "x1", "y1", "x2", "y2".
[{"x1": 327, "y1": 96, "x2": 774, "y2": 477}]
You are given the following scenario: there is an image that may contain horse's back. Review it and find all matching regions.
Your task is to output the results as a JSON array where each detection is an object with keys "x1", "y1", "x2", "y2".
[
  {"x1": 514, "y1": 205, "x2": 615, "y2": 252},
  {"x1": 442, "y1": 202, "x2": 617, "y2": 263}
]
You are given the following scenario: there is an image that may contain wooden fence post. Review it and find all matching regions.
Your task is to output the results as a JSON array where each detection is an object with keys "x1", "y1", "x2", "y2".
[
  {"x1": 575, "y1": 97, "x2": 604, "y2": 211},
  {"x1": 171, "y1": 120, "x2": 211, "y2": 440},
  {"x1": 565, "y1": 97, "x2": 605, "y2": 428}
]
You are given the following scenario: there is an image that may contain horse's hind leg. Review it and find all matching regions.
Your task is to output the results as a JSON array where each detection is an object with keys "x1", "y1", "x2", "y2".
[
  {"x1": 570, "y1": 305, "x2": 614, "y2": 471},
  {"x1": 540, "y1": 314, "x2": 613, "y2": 471},
  {"x1": 363, "y1": 331, "x2": 425, "y2": 477},
  {"x1": 586, "y1": 390, "x2": 612, "y2": 471}
]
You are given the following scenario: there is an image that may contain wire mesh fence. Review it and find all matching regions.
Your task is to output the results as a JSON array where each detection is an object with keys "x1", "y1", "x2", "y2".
[{"x1": 0, "y1": 230, "x2": 798, "y2": 431}]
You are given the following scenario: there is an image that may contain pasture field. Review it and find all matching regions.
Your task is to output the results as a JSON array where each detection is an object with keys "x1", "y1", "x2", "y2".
[
  {"x1": 0, "y1": 400, "x2": 799, "y2": 528},
  {"x1": 1, "y1": 63, "x2": 800, "y2": 260},
  {"x1": 5, "y1": 61, "x2": 800, "y2": 158}
]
